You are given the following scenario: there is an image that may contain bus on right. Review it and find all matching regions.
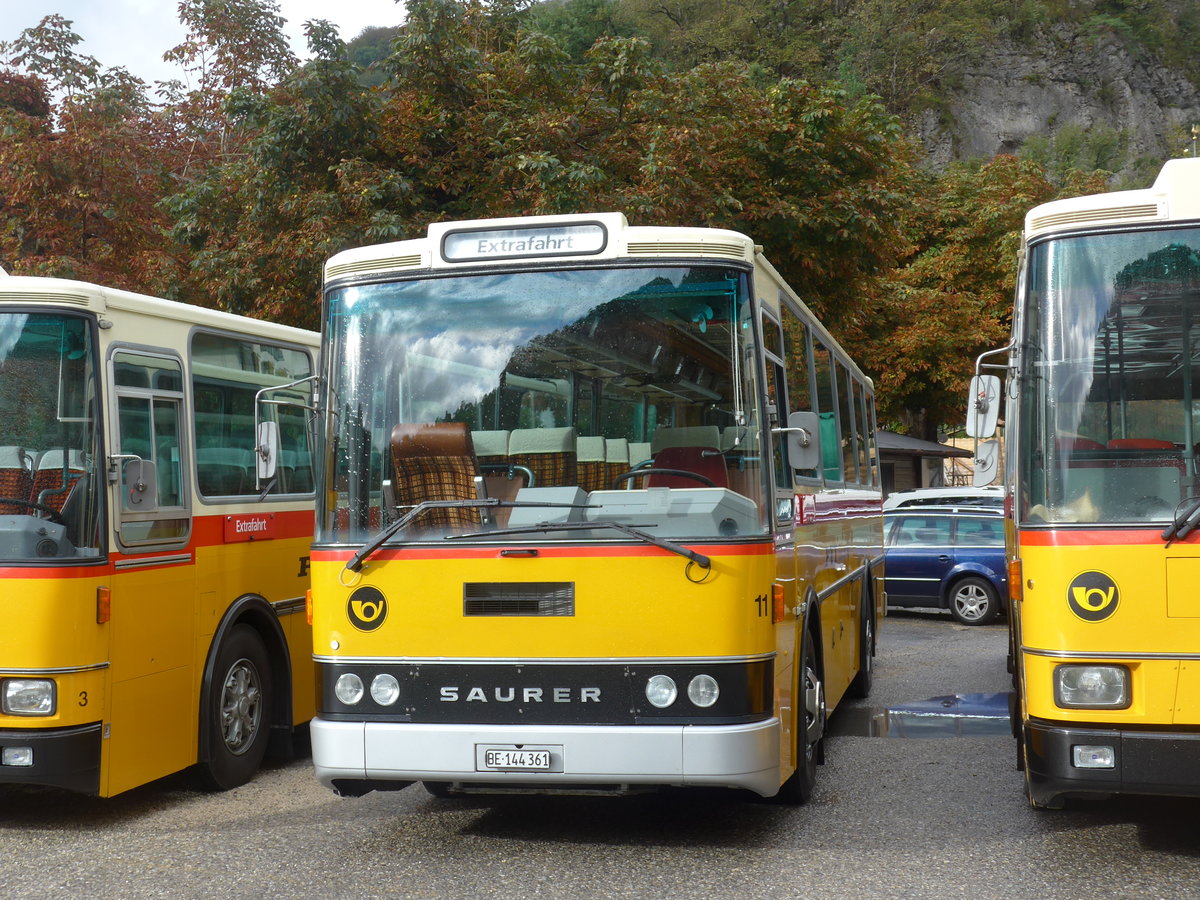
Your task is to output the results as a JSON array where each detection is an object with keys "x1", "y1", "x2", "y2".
[{"x1": 979, "y1": 157, "x2": 1200, "y2": 808}]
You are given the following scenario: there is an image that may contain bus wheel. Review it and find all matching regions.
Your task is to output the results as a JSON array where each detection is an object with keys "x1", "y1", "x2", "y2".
[
  {"x1": 776, "y1": 627, "x2": 824, "y2": 804},
  {"x1": 949, "y1": 576, "x2": 1000, "y2": 625},
  {"x1": 846, "y1": 609, "x2": 874, "y2": 699},
  {"x1": 199, "y1": 625, "x2": 272, "y2": 791}
]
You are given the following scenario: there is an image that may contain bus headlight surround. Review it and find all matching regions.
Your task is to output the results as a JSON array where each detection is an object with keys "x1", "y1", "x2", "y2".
[
  {"x1": 2, "y1": 678, "x2": 56, "y2": 716},
  {"x1": 1054, "y1": 664, "x2": 1130, "y2": 709},
  {"x1": 687, "y1": 674, "x2": 720, "y2": 708},
  {"x1": 370, "y1": 674, "x2": 400, "y2": 706},
  {"x1": 334, "y1": 673, "x2": 365, "y2": 705},
  {"x1": 645, "y1": 675, "x2": 677, "y2": 708}
]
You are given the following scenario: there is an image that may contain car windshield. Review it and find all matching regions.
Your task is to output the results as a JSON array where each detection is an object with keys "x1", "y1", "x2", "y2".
[
  {"x1": 318, "y1": 265, "x2": 770, "y2": 546},
  {"x1": 0, "y1": 312, "x2": 103, "y2": 560},
  {"x1": 1020, "y1": 226, "x2": 1200, "y2": 524}
]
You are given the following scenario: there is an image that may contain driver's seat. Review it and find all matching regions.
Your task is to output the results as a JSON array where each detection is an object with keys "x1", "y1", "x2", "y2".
[
  {"x1": 645, "y1": 445, "x2": 729, "y2": 489},
  {"x1": 0, "y1": 447, "x2": 33, "y2": 514}
]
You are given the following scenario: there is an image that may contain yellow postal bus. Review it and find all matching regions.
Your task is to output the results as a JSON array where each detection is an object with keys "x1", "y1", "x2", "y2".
[
  {"x1": 0, "y1": 275, "x2": 318, "y2": 796},
  {"x1": 972, "y1": 158, "x2": 1200, "y2": 807},
  {"x1": 307, "y1": 213, "x2": 884, "y2": 801}
]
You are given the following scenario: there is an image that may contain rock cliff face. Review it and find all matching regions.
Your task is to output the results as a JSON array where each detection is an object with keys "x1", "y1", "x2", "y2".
[{"x1": 916, "y1": 25, "x2": 1200, "y2": 172}]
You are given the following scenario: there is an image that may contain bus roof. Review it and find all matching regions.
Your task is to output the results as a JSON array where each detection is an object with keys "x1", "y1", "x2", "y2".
[
  {"x1": 324, "y1": 213, "x2": 757, "y2": 282},
  {"x1": 0, "y1": 274, "x2": 318, "y2": 347},
  {"x1": 1025, "y1": 157, "x2": 1200, "y2": 240}
]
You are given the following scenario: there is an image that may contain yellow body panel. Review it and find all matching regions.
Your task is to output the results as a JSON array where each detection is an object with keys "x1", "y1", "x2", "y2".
[
  {"x1": 314, "y1": 550, "x2": 779, "y2": 660},
  {"x1": 1018, "y1": 537, "x2": 1200, "y2": 726}
]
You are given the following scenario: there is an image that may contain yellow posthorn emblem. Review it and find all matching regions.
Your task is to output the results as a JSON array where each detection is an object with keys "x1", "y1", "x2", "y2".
[{"x1": 1067, "y1": 571, "x2": 1119, "y2": 622}]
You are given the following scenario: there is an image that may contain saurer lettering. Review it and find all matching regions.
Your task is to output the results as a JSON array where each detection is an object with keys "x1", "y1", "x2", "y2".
[{"x1": 439, "y1": 686, "x2": 601, "y2": 703}]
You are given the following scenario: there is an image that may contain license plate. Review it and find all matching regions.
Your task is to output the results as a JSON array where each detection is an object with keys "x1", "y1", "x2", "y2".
[{"x1": 481, "y1": 749, "x2": 552, "y2": 771}]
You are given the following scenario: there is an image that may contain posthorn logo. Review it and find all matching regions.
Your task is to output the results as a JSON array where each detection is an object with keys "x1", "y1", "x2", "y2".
[
  {"x1": 347, "y1": 586, "x2": 388, "y2": 631},
  {"x1": 1067, "y1": 571, "x2": 1119, "y2": 622}
]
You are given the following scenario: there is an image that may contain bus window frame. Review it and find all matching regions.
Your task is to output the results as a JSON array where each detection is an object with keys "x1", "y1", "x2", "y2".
[
  {"x1": 188, "y1": 326, "x2": 318, "y2": 503},
  {"x1": 108, "y1": 343, "x2": 192, "y2": 551}
]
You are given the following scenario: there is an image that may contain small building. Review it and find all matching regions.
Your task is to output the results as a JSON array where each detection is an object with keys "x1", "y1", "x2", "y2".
[{"x1": 876, "y1": 430, "x2": 973, "y2": 497}]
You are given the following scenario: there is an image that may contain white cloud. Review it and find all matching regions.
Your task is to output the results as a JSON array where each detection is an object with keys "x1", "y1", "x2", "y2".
[{"x1": 1, "y1": 1, "x2": 407, "y2": 87}]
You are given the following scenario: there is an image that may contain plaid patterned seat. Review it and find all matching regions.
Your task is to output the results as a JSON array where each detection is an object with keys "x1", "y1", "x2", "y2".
[
  {"x1": 0, "y1": 447, "x2": 34, "y2": 514},
  {"x1": 31, "y1": 449, "x2": 86, "y2": 513},
  {"x1": 390, "y1": 423, "x2": 481, "y2": 531},
  {"x1": 576, "y1": 436, "x2": 608, "y2": 493},
  {"x1": 508, "y1": 427, "x2": 577, "y2": 488}
]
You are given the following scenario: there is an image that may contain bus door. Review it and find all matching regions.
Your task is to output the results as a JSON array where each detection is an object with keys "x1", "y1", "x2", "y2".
[
  {"x1": 763, "y1": 308, "x2": 800, "y2": 770},
  {"x1": 106, "y1": 348, "x2": 196, "y2": 794}
]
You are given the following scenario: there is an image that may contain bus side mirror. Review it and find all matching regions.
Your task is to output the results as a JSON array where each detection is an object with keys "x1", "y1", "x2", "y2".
[
  {"x1": 256, "y1": 421, "x2": 279, "y2": 482},
  {"x1": 966, "y1": 375, "x2": 1000, "y2": 438},
  {"x1": 785, "y1": 411, "x2": 821, "y2": 471},
  {"x1": 122, "y1": 459, "x2": 158, "y2": 511},
  {"x1": 974, "y1": 439, "x2": 999, "y2": 486}
]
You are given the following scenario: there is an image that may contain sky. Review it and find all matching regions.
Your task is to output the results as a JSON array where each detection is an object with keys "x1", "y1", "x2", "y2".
[{"x1": 0, "y1": 1, "x2": 408, "y2": 87}]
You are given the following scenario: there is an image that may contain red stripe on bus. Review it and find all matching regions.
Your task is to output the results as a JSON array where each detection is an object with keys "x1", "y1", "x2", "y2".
[
  {"x1": 1018, "y1": 528, "x2": 1182, "y2": 546},
  {"x1": 0, "y1": 509, "x2": 314, "y2": 578},
  {"x1": 311, "y1": 542, "x2": 774, "y2": 563}
]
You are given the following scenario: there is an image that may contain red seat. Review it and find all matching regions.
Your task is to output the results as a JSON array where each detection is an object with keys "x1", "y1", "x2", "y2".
[
  {"x1": 1107, "y1": 439, "x2": 1175, "y2": 449},
  {"x1": 645, "y1": 446, "x2": 729, "y2": 488}
]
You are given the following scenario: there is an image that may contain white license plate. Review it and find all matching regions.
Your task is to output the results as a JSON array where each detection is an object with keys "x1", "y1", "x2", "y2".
[{"x1": 481, "y1": 749, "x2": 552, "y2": 771}]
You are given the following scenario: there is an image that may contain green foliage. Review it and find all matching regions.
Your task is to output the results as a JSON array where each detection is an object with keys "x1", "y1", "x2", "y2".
[
  {"x1": 1020, "y1": 122, "x2": 1129, "y2": 186},
  {"x1": 525, "y1": 0, "x2": 631, "y2": 59}
]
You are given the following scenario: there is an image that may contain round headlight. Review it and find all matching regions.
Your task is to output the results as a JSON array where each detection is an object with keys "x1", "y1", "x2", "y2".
[
  {"x1": 334, "y1": 673, "x2": 364, "y2": 705},
  {"x1": 687, "y1": 674, "x2": 720, "y2": 708},
  {"x1": 645, "y1": 674, "x2": 677, "y2": 708},
  {"x1": 370, "y1": 673, "x2": 400, "y2": 706}
]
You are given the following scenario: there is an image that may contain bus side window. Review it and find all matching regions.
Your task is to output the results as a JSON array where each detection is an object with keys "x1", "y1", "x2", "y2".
[{"x1": 813, "y1": 340, "x2": 842, "y2": 483}]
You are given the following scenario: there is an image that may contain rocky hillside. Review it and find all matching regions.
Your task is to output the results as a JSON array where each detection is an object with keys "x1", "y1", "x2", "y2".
[{"x1": 916, "y1": 24, "x2": 1200, "y2": 178}]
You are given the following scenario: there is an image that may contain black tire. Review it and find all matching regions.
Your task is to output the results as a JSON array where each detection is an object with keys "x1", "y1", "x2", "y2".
[
  {"x1": 199, "y1": 624, "x2": 272, "y2": 791},
  {"x1": 847, "y1": 582, "x2": 875, "y2": 699},
  {"x1": 776, "y1": 626, "x2": 824, "y2": 804},
  {"x1": 949, "y1": 576, "x2": 1000, "y2": 625}
]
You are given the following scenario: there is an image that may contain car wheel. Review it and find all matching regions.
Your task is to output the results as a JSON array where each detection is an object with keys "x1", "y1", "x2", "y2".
[
  {"x1": 775, "y1": 626, "x2": 823, "y2": 804},
  {"x1": 949, "y1": 576, "x2": 1000, "y2": 625}
]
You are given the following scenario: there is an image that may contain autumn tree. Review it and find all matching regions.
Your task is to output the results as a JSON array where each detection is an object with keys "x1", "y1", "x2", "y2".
[
  {"x1": 170, "y1": 0, "x2": 914, "y2": 332},
  {"x1": 0, "y1": 16, "x2": 183, "y2": 290}
]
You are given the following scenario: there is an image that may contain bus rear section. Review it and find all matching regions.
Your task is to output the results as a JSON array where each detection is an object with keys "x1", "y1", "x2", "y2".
[
  {"x1": 309, "y1": 214, "x2": 883, "y2": 800},
  {"x1": 0, "y1": 275, "x2": 318, "y2": 796}
]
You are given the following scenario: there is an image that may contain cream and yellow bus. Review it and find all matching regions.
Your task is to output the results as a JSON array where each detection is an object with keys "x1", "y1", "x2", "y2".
[
  {"x1": 307, "y1": 213, "x2": 884, "y2": 801},
  {"x1": 972, "y1": 158, "x2": 1200, "y2": 807},
  {"x1": 0, "y1": 275, "x2": 318, "y2": 796}
]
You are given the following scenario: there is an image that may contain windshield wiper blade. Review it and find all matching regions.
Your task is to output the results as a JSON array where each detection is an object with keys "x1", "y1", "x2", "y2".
[
  {"x1": 447, "y1": 521, "x2": 711, "y2": 569},
  {"x1": 1163, "y1": 494, "x2": 1200, "y2": 544},
  {"x1": 345, "y1": 499, "x2": 591, "y2": 573}
]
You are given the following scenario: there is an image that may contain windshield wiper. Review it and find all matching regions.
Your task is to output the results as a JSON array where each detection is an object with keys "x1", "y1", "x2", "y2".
[
  {"x1": 446, "y1": 521, "x2": 711, "y2": 569},
  {"x1": 1162, "y1": 494, "x2": 1200, "y2": 545},
  {"x1": 344, "y1": 499, "x2": 591, "y2": 573}
]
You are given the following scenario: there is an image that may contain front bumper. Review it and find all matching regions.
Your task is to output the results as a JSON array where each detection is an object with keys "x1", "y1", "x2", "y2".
[
  {"x1": 0, "y1": 722, "x2": 102, "y2": 795},
  {"x1": 311, "y1": 716, "x2": 781, "y2": 797},
  {"x1": 1025, "y1": 719, "x2": 1200, "y2": 807}
]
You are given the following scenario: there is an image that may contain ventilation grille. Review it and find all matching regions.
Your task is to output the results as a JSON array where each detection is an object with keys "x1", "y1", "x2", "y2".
[
  {"x1": 0, "y1": 291, "x2": 93, "y2": 307},
  {"x1": 625, "y1": 241, "x2": 748, "y2": 261},
  {"x1": 1028, "y1": 203, "x2": 1161, "y2": 233},
  {"x1": 464, "y1": 582, "x2": 575, "y2": 617},
  {"x1": 325, "y1": 254, "x2": 423, "y2": 280}
]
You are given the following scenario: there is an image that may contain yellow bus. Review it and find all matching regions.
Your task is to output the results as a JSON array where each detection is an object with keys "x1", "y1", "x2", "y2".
[
  {"x1": 972, "y1": 158, "x2": 1200, "y2": 808},
  {"x1": 0, "y1": 275, "x2": 319, "y2": 797},
  {"x1": 307, "y1": 213, "x2": 884, "y2": 801}
]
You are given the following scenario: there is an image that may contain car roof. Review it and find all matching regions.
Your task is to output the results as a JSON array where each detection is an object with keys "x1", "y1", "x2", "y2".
[{"x1": 885, "y1": 505, "x2": 1003, "y2": 516}]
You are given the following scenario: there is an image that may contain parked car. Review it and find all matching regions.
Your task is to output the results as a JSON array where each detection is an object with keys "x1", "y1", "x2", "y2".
[
  {"x1": 883, "y1": 485, "x2": 1005, "y2": 510},
  {"x1": 883, "y1": 506, "x2": 1008, "y2": 625}
]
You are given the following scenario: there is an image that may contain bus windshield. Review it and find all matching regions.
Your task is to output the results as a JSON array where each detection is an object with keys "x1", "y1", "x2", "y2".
[
  {"x1": 0, "y1": 312, "x2": 102, "y2": 559},
  {"x1": 320, "y1": 265, "x2": 769, "y2": 545},
  {"x1": 1021, "y1": 226, "x2": 1200, "y2": 525}
]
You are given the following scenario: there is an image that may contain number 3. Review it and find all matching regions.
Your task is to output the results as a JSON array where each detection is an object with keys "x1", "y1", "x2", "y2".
[{"x1": 78, "y1": 691, "x2": 88, "y2": 707}]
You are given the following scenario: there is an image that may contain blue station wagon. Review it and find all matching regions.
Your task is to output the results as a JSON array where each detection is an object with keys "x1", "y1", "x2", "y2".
[{"x1": 883, "y1": 507, "x2": 1008, "y2": 625}]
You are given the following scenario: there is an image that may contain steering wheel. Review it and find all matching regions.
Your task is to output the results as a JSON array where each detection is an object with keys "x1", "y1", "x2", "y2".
[
  {"x1": 0, "y1": 497, "x2": 65, "y2": 523},
  {"x1": 610, "y1": 468, "x2": 717, "y2": 489}
]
